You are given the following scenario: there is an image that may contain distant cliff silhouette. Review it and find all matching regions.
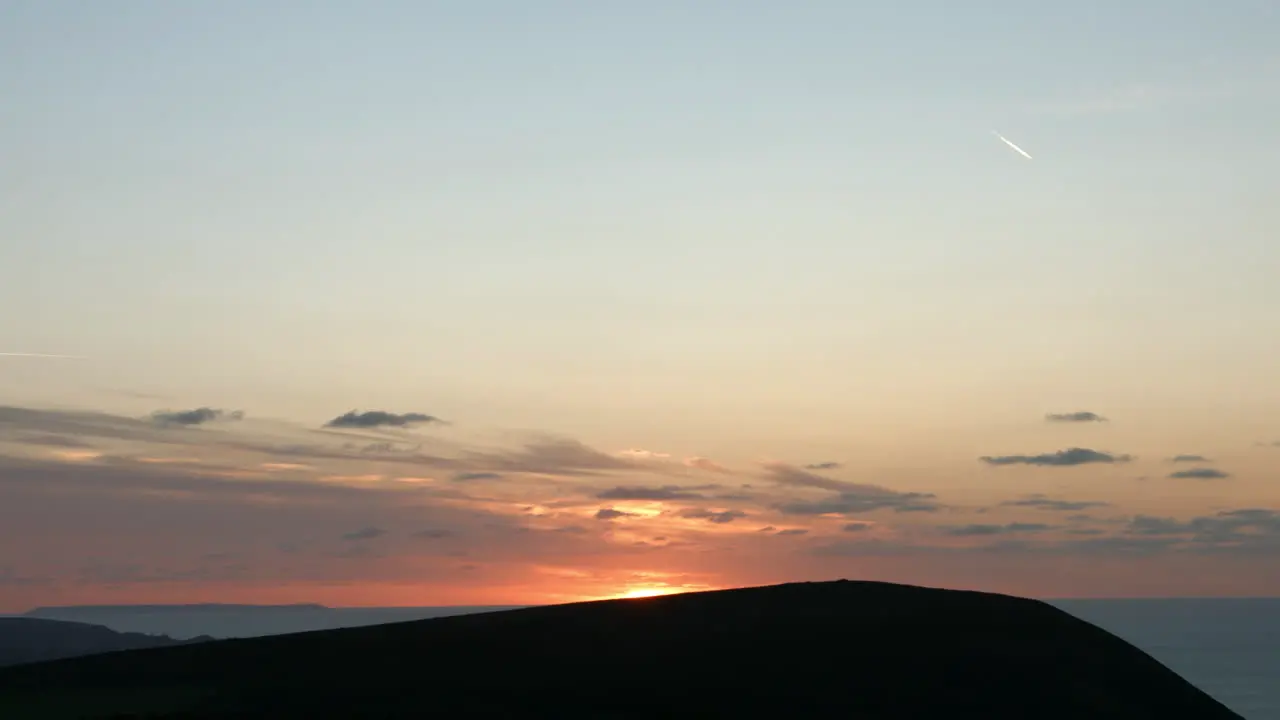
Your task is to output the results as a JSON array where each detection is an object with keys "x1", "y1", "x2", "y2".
[
  {"x1": 23, "y1": 603, "x2": 523, "y2": 639},
  {"x1": 0, "y1": 581, "x2": 1243, "y2": 718},
  {"x1": 0, "y1": 617, "x2": 211, "y2": 668}
]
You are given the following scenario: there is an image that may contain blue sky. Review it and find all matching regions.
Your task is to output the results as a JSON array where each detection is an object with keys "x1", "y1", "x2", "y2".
[{"x1": 1, "y1": 1, "x2": 1278, "y2": 604}]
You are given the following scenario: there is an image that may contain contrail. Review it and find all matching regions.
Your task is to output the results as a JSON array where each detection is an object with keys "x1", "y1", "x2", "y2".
[
  {"x1": 0, "y1": 352, "x2": 85, "y2": 359},
  {"x1": 992, "y1": 130, "x2": 1033, "y2": 160}
]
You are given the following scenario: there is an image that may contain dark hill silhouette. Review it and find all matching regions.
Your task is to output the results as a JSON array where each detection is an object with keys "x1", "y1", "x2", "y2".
[
  {"x1": 0, "y1": 581, "x2": 1243, "y2": 719},
  {"x1": 0, "y1": 618, "x2": 211, "y2": 669}
]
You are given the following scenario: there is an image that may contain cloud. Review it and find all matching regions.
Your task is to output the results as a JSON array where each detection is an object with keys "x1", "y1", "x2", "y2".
[
  {"x1": 1169, "y1": 455, "x2": 1211, "y2": 463},
  {"x1": 842, "y1": 522, "x2": 874, "y2": 533},
  {"x1": 151, "y1": 408, "x2": 244, "y2": 426},
  {"x1": 761, "y1": 463, "x2": 862, "y2": 493},
  {"x1": 1045, "y1": 412, "x2": 1107, "y2": 423},
  {"x1": 776, "y1": 529, "x2": 809, "y2": 536},
  {"x1": 325, "y1": 410, "x2": 440, "y2": 429},
  {"x1": 683, "y1": 457, "x2": 729, "y2": 473},
  {"x1": 597, "y1": 485, "x2": 707, "y2": 501},
  {"x1": 0, "y1": 567, "x2": 49, "y2": 586},
  {"x1": 468, "y1": 439, "x2": 640, "y2": 476},
  {"x1": 342, "y1": 527, "x2": 387, "y2": 541},
  {"x1": 775, "y1": 494, "x2": 939, "y2": 515},
  {"x1": 1000, "y1": 495, "x2": 1110, "y2": 512},
  {"x1": 453, "y1": 472, "x2": 504, "y2": 482},
  {"x1": 678, "y1": 508, "x2": 746, "y2": 524},
  {"x1": 979, "y1": 447, "x2": 1132, "y2": 467},
  {"x1": 1125, "y1": 509, "x2": 1280, "y2": 547},
  {"x1": 617, "y1": 449, "x2": 670, "y2": 459},
  {"x1": 804, "y1": 462, "x2": 841, "y2": 470},
  {"x1": 1, "y1": 406, "x2": 178, "y2": 445},
  {"x1": 7, "y1": 433, "x2": 96, "y2": 449},
  {"x1": 941, "y1": 523, "x2": 1055, "y2": 537},
  {"x1": 413, "y1": 529, "x2": 454, "y2": 540},
  {"x1": 766, "y1": 464, "x2": 940, "y2": 517},
  {"x1": 595, "y1": 508, "x2": 636, "y2": 520},
  {"x1": 1168, "y1": 468, "x2": 1230, "y2": 480}
]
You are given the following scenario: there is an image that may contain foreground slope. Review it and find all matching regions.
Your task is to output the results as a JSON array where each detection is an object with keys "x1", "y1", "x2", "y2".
[
  {"x1": 0, "y1": 618, "x2": 208, "y2": 668},
  {"x1": 0, "y1": 581, "x2": 1242, "y2": 719}
]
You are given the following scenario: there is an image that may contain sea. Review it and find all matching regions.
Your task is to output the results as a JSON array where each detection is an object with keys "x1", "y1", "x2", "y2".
[
  {"x1": 14, "y1": 598, "x2": 1279, "y2": 719},
  {"x1": 1050, "y1": 599, "x2": 1280, "y2": 720}
]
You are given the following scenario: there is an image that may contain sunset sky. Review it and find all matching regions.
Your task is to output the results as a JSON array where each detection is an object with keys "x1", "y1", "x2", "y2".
[{"x1": 2, "y1": 1, "x2": 1279, "y2": 610}]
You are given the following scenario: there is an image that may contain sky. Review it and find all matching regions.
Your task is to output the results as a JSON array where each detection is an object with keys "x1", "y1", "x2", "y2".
[{"x1": 2, "y1": 0, "x2": 1279, "y2": 610}]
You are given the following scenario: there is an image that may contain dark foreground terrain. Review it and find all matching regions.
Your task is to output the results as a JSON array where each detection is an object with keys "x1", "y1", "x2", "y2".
[
  {"x1": 0, "y1": 581, "x2": 1243, "y2": 719},
  {"x1": 0, "y1": 618, "x2": 209, "y2": 668}
]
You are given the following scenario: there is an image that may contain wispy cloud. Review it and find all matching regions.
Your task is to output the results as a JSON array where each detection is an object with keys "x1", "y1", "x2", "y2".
[
  {"x1": 1000, "y1": 495, "x2": 1110, "y2": 512},
  {"x1": 941, "y1": 523, "x2": 1055, "y2": 537},
  {"x1": 762, "y1": 463, "x2": 940, "y2": 516},
  {"x1": 467, "y1": 439, "x2": 640, "y2": 476},
  {"x1": 677, "y1": 508, "x2": 746, "y2": 524},
  {"x1": 683, "y1": 457, "x2": 729, "y2": 473},
  {"x1": 596, "y1": 485, "x2": 708, "y2": 501},
  {"x1": 342, "y1": 527, "x2": 387, "y2": 541},
  {"x1": 1169, "y1": 455, "x2": 1211, "y2": 463}
]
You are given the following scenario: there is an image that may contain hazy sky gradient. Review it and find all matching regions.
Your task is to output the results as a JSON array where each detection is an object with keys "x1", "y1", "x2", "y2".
[{"x1": 2, "y1": 1, "x2": 1278, "y2": 607}]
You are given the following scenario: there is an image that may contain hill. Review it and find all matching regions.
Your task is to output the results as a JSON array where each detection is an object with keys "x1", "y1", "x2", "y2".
[
  {"x1": 0, "y1": 580, "x2": 1243, "y2": 719},
  {"x1": 0, "y1": 618, "x2": 210, "y2": 669}
]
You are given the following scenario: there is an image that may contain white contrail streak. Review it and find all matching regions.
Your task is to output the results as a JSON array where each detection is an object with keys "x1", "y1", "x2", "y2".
[
  {"x1": 992, "y1": 130, "x2": 1033, "y2": 160},
  {"x1": 0, "y1": 352, "x2": 85, "y2": 359}
]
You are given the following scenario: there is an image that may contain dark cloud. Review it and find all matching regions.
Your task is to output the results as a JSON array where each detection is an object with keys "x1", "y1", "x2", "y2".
[
  {"x1": 776, "y1": 529, "x2": 809, "y2": 536},
  {"x1": 1000, "y1": 495, "x2": 1110, "y2": 512},
  {"x1": 342, "y1": 527, "x2": 388, "y2": 541},
  {"x1": 597, "y1": 485, "x2": 706, "y2": 501},
  {"x1": 804, "y1": 462, "x2": 842, "y2": 470},
  {"x1": 775, "y1": 489, "x2": 939, "y2": 517},
  {"x1": 979, "y1": 447, "x2": 1131, "y2": 467},
  {"x1": 412, "y1": 529, "x2": 454, "y2": 540},
  {"x1": 151, "y1": 408, "x2": 244, "y2": 426},
  {"x1": 678, "y1": 508, "x2": 746, "y2": 524},
  {"x1": 1169, "y1": 455, "x2": 1210, "y2": 463},
  {"x1": 595, "y1": 508, "x2": 636, "y2": 520},
  {"x1": 1168, "y1": 467, "x2": 1230, "y2": 480},
  {"x1": 453, "y1": 472, "x2": 503, "y2": 482},
  {"x1": 942, "y1": 523, "x2": 1055, "y2": 537},
  {"x1": 325, "y1": 410, "x2": 440, "y2": 429},
  {"x1": 1045, "y1": 412, "x2": 1107, "y2": 423},
  {"x1": 842, "y1": 522, "x2": 873, "y2": 532}
]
